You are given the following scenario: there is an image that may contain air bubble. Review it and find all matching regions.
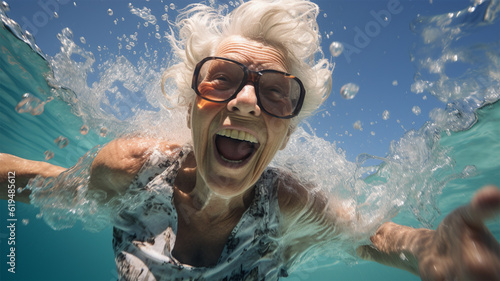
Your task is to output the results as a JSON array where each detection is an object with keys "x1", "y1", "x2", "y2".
[
  {"x1": 54, "y1": 136, "x2": 69, "y2": 149},
  {"x1": 80, "y1": 125, "x2": 89, "y2": 135},
  {"x1": 22, "y1": 219, "x2": 29, "y2": 226},
  {"x1": 100, "y1": 127, "x2": 108, "y2": 137},
  {"x1": 392, "y1": 80, "x2": 398, "y2": 86},
  {"x1": 44, "y1": 150, "x2": 54, "y2": 160},
  {"x1": 169, "y1": 3, "x2": 175, "y2": 10},
  {"x1": 329, "y1": 41, "x2": 344, "y2": 57},
  {"x1": 340, "y1": 83, "x2": 359, "y2": 100},
  {"x1": 15, "y1": 93, "x2": 44, "y2": 115},
  {"x1": 80, "y1": 37, "x2": 86, "y2": 44},
  {"x1": 107, "y1": 8, "x2": 113, "y2": 16}
]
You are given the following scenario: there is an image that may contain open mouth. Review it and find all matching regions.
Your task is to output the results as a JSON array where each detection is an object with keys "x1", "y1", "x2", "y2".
[{"x1": 214, "y1": 129, "x2": 260, "y2": 165}]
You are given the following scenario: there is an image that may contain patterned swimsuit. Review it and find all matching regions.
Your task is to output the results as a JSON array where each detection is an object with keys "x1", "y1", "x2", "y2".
[{"x1": 112, "y1": 145, "x2": 289, "y2": 280}]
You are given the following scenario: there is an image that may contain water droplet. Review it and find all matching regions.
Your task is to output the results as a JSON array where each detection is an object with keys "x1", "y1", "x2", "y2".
[
  {"x1": 340, "y1": 83, "x2": 359, "y2": 100},
  {"x1": 1, "y1": 1, "x2": 10, "y2": 12},
  {"x1": 392, "y1": 80, "x2": 398, "y2": 86},
  {"x1": 15, "y1": 93, "x2": 42, "y2": 114},
  {"x1": 54, "y1": 136, "x2": 69, "y2": 149},
  {"x1": 22, "y1": 219, "x2": 29, "y2": 225},
  {"x1": 353, "y1": 120, "x2": 363, "y2": 131},
  {"x1": 100, "y1": 127, "x2": 108, "y2": 137},
  {"x1": 80, "y1": 36, "x2": 86, "y2": 44},
  {"x1": 329, "y1": 41, "x2": 344, "y2": 57},
  {"x1": 412, "y1": 106, "x2": 421, "y2": 116},
  {"x1": 107, "y1": 8, "x2": 113, "y2": 16},
  {"x1": 382, "y1": 110, "x2": 390, "y2": 120},
  {"x1": 80, "y1": 125, "x2": 89, "y2": 135},
  {"x1": 61, "y1": 27, "x2": 73, "y2": 39},
  {"x1": 44, "y1": 150, "x2": 54, "y2": 160},
  {"x1": 169, "y1": 3, "x2": 175, "y2": 10}
]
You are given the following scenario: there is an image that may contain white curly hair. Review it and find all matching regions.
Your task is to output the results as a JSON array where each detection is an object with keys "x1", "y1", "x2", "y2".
[{"x1": 161, "y1": 0, "x2": 333, "y2": 130}]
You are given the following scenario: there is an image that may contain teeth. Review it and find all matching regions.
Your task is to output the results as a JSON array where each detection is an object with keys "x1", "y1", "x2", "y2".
[{"x1": 216, "y1": 129, "x2": 258, "y2": 144}]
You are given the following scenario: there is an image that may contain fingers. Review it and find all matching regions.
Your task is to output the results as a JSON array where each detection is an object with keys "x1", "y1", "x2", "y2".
[{"x1": 462, "y1": 185, "x2": 500, "y2": 228}]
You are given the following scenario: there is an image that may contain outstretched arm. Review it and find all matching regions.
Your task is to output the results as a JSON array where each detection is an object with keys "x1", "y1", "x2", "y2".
[
  {"x1": 1, "y1": 138, "x2": 178, "y2": 204},
  {"x1": 0, "y1": 153, "x2": 66, "y2": 203},
  {"x1": 358, "y1": 185, "x2": 500, "y2": 281}
]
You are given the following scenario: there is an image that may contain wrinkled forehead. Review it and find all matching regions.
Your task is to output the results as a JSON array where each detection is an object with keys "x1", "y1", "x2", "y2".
[{"x1": 214, "y1": 36, "x2": 289, "y2": 72}]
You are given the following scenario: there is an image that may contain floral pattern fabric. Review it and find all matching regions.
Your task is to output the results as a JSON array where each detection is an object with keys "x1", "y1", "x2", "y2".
[{"x1": 112, "y1": 144, "x2": 288, "y2": 280}]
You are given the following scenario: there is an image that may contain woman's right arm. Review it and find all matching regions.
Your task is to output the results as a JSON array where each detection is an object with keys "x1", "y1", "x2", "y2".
[
  {"x1": 1, "y1": 138, "x2": 177, "y2": 204},
  {"x1": 87, "y1": 138, "x2": 177, "y2": 199},
  {"x1": 0, "y1": 154, "x2": 66, "y2": 203}
]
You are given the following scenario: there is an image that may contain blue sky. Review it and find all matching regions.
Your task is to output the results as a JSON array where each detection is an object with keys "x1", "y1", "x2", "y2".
[{"x1": 4, "y1": 0, "x2": 479, "y2": 161}]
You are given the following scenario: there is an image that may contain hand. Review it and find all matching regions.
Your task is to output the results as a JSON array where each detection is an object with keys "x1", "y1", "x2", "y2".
[{"x1": 415, "y1": 185, "x2": 500, "y2": 281}]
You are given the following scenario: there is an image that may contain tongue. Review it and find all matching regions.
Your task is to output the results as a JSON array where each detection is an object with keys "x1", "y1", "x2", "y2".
[{"x1": 215, "y1": 135, "x2": 254, "y2": 161}]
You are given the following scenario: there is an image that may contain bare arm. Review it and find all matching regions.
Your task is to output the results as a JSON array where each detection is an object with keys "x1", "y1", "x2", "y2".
[
  {"x1": 1, "y1": 138, "x2": 178, "y2": 204},
  {"x1": 0, "y1": 154, "x2": 66, "y2": 203},
  {"x1": 88, "y1": 137, "x2": 180, "y2": 201},
  {"x1": 358, "y1": 185, "x2": 500, "y2": 280},
  {"x1": 277, "y1": 172, "x2": 352, "y2": 261}
]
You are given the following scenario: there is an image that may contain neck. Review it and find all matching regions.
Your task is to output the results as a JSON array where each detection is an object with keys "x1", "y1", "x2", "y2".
[
  {"x1": 174, "y1": 154, "x2": 253, "y2": 222},
  {"x1": 190, "y1": 172, "x2": 253, "y2": 221}
]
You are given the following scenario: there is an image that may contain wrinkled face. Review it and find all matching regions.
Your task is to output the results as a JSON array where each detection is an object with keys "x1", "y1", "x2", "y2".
[{"x1": 189, "y1": 36, "x2": 291, "y2": 198}]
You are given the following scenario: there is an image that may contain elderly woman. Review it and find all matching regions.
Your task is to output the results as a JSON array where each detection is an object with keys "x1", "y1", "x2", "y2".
[{"x1": 1, "y1": 0, "x2": 500, "y2": 280}]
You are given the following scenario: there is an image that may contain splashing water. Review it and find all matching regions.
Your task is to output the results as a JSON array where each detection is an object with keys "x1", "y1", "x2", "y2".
[
  {"x1": 382, "y1": 110, "x2": 390, "y2": 120},
  {"x1": 412, "y1": 106, "x2": 422, "y2": 116}
]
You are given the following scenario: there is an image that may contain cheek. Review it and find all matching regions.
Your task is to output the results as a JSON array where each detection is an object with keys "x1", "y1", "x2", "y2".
[{"x1": 266, "y1": 117, "x2": 290, "y2": 145}]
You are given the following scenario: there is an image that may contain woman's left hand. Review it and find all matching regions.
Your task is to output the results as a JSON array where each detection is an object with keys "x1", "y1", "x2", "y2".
[
  {"x1": 360, "y1": 185, "x2": 500, "y2": 281},
  {"x1": 415, "y1": 185, "x2": 500, "y2": 281}
]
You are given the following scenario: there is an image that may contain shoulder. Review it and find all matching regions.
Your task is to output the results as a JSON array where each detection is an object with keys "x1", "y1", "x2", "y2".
[
  {"x1": 89, "y1": 137, "x2": 182, "y2": 198},
  {"x1": 275, "y1": 169, "x2": 350, "y2": 233},
  {"x1": 276, "y1": 170, "x2": 322, "y2": 217}
]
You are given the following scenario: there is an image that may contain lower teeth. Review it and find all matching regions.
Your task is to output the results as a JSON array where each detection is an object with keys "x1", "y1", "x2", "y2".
[{"x1": 220, "y1": 155, "x2": 243, "y2": 164}]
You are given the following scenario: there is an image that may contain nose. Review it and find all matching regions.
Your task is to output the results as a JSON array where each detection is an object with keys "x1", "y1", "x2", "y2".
[{"x1": 227, "y1": 84, "x2": 261, "y2": 117}]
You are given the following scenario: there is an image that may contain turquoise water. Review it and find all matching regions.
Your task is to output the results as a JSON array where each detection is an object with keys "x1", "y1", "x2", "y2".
[{"x1": 1, "y1": 0, "x2": 500, "y2": 280}]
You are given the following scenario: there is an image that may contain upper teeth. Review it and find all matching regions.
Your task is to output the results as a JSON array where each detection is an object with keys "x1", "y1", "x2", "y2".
[{"x1": 217, "y1": 129, "x2": 258, "y2": 144}]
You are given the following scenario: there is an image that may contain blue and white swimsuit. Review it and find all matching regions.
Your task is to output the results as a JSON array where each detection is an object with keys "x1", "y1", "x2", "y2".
[{"x1": 112, "y1": 145, "x2": 289, "y2": 280}]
